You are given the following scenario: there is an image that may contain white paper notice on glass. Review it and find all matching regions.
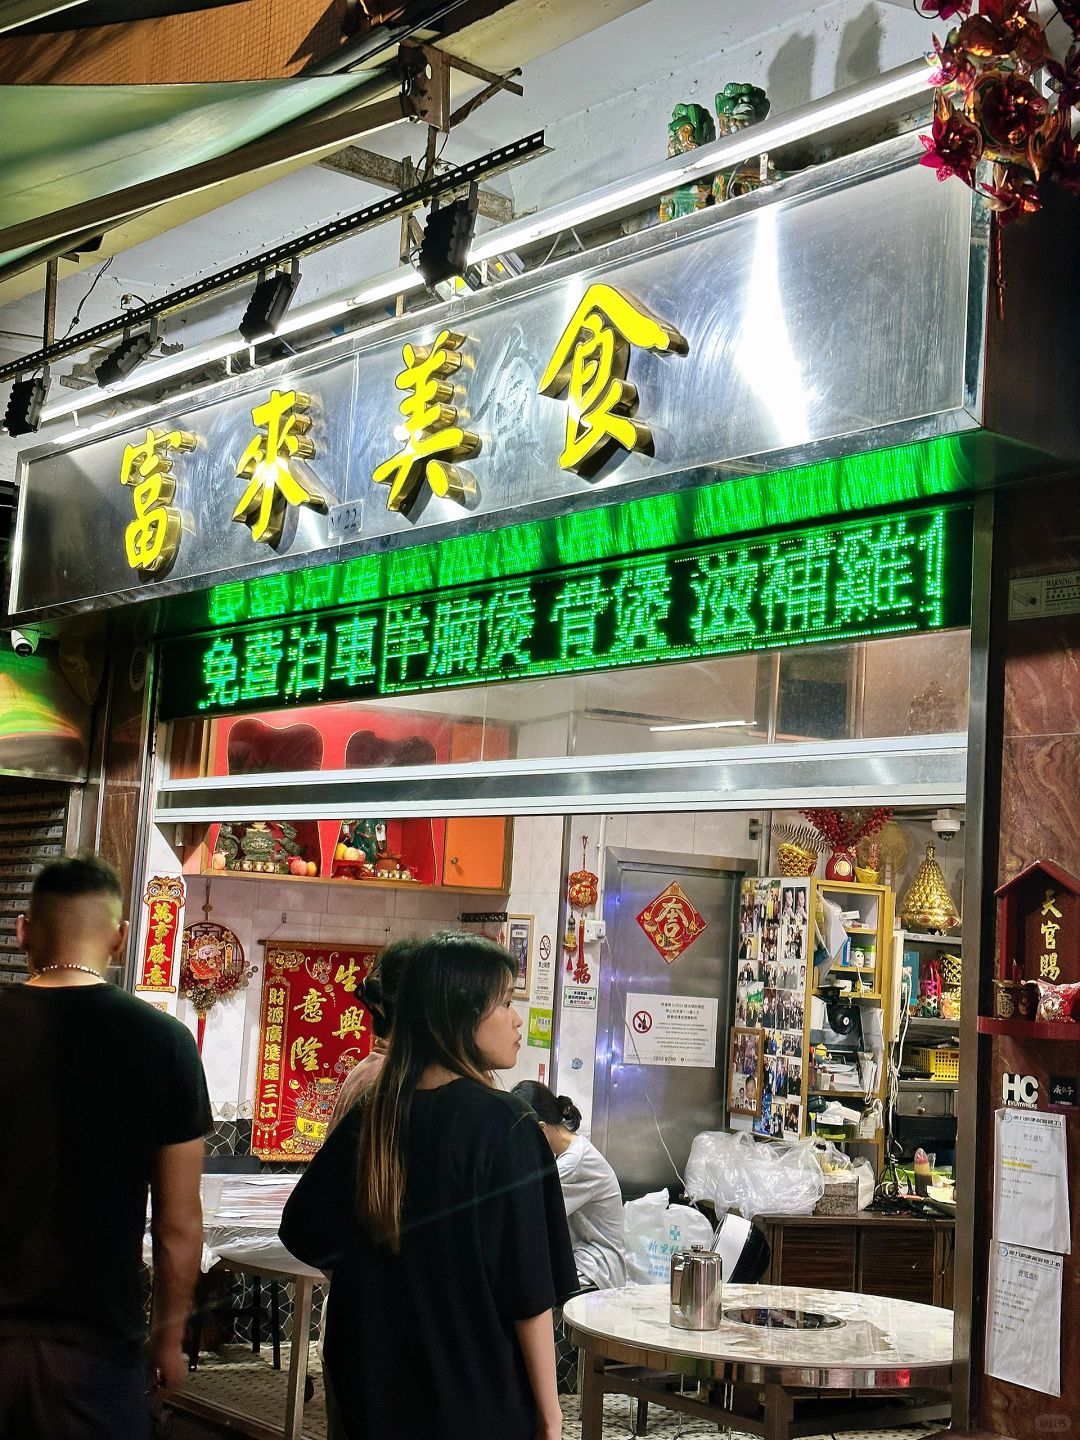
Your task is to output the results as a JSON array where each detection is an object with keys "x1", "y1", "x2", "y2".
[
  {"x1": 623, "y1": 992, "x2": 719, "y2": 1067},
  {"x1": 985, "y1": 1240, "x2": 1062, "y2": 1396},
  {"x1": 994, "y1": 1108, "x2": 1071, "y2": 1254}
]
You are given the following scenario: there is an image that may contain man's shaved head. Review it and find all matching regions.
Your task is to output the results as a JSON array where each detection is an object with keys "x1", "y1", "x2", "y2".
[{"x1": 23, "y1": 855, "x2": 125, "y2": 969}]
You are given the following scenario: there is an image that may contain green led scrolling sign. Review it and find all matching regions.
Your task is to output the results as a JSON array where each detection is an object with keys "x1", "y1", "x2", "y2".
[{"x1": 158, "y1": 505, "x2": 973, "y2": 721}]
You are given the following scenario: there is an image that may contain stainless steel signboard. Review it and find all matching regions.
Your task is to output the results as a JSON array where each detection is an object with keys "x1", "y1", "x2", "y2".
[{"x1": 11, "y1": 138, "x2": 984, "y2": 620}]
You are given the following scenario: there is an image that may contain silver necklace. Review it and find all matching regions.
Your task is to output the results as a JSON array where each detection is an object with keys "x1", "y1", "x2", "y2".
[{"x1": 32, "y1": 963, "x2": 104, "y2": 980}]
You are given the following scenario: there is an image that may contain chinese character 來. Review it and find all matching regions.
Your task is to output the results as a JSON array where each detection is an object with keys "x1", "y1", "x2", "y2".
[
  {"x1": 538, "y1": 283, "x2": 686, "y2": 478},
  {"x1": 372, "y1": 331, "x2": 481, "y2": 514},
  {"x1": 119, "y1": 428, "x2": 195, "y2": 575},
  {"x1": 233, "y1": 390, "x2": 327, "y2": 546}
]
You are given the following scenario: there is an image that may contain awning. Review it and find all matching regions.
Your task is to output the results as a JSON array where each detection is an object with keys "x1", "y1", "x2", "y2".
[{"x1": 0, "y1": 73, "x2": 397, "y2": 281}]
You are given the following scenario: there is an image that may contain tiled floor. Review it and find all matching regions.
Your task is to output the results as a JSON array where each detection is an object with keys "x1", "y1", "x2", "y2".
[{"x1": 169, "y1": 1345, "x2": 945, "y2": 1440}]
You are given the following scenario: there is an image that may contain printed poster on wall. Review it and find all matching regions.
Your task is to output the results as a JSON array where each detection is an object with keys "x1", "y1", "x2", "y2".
[
  {"x1": 622, "y1": 992, "x2": 719, "y2": 1067},
  {"x1": 253, "y1": 939, "x2": 380, "y2": 1162},
  {"x1": 985, "y1": 1241, "x2": 1062, "y2": 1396}
]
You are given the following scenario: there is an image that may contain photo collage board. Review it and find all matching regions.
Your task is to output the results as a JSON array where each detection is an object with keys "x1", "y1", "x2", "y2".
[{"x1": 735, "y1": 877, "x2": 809, "y2": 1140}]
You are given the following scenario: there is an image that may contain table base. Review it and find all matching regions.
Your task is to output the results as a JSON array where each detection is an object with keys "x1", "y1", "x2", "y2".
[{"x1": 581, "y1": 1358, "x2": 951, "y2": 1440}]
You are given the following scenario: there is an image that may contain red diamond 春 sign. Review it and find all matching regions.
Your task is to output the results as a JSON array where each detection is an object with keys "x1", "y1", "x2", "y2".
[{"x1": 635, "y1": 881, "x2": 707, "y2": 964}]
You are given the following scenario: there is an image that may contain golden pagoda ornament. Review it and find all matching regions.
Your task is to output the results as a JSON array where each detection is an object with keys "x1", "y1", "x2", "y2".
[{"x1": 900, "y1": 843, "x2": 961, "y2": 933}]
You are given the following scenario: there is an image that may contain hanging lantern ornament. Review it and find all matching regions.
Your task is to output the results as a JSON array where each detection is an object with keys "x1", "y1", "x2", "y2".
[
  {"x1": 180, "y1": 884, "x2": 257, "y2": 1052},
  {"x1": 900, "y1": 842, "x2": 962, "y2": 934},
  {"x1": 566, "y1": 836, "x2": 599, "y2": 984}
]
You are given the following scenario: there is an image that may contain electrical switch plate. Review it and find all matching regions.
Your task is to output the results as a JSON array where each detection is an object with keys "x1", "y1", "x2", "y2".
[{"x1": 582, "y1": 918, "x2": 606, "y2": 943}]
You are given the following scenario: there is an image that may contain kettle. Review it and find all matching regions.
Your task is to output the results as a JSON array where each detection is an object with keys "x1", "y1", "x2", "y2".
[{"x1": 669, "y1": 1244, "x2": 723, "y2": 1330}]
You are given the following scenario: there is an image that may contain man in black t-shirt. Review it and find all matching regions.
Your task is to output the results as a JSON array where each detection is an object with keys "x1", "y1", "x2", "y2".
[{"x1": 0, "y1": 855, "x2": 211, "y2": 1440}]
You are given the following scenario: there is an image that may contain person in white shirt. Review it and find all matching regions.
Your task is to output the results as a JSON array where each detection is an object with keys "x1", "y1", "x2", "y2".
[{"x1": 512, "y1": 1082, "x2": 626, "y2": 1291}]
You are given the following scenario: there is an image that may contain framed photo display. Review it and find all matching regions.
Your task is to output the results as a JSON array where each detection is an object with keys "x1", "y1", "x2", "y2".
[
  {"x1": 729, "y1": 1026, "x2": 763, "y2": 1116},
  {"x1": 506, "y1": 914, "x2": 534, "y2": 999}
]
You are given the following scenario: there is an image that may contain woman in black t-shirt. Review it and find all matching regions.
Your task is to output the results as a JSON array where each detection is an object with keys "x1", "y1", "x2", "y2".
[{"x1": 280, "y1": 932, "x2": 577, "y2": 1440}]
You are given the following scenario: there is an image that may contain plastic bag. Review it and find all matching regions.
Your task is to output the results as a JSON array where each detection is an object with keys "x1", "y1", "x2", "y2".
[
  {"x1": 684, "y1": 1131, "x2": 825, "y2": 1218},
  {"x1": 623, "y1": 1189, "x2": 714, "y2": 1284}
]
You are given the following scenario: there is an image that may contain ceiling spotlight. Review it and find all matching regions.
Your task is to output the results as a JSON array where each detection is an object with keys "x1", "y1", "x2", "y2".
[
  {"x1": 2, "y1": 376, "x2": 47, "y2": 437},
  {"x1": 416, "y1": 183, "x2": 479, "y2": 287},
  {"x1": 239, "y1": 264, "x2": 300, "y2": 344},
  {"x1": 95, "y1": 324, "x2": 157, "y2": 388}
]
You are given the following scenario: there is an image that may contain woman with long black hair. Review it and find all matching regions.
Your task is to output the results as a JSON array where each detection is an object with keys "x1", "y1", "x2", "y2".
[{"x1": 280, "y1": 932, "x2": 576, "y2": 1440}]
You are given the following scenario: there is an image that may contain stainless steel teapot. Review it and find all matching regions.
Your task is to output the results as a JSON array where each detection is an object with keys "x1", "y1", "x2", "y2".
[{"x1": 669, "y1": 1243, "x2": 723, "y2": 1330}]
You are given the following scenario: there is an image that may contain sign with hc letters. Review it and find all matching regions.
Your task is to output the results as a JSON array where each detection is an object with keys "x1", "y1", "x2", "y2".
[
  {"x1": 253, "y1": 939, "x2": 380, "y2": 1162},
  {"x1": 1002, "y1": 1073, "x2": 1040, "y2": 1108}
]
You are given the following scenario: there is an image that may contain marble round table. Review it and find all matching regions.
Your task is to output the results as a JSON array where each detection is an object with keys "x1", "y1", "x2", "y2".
[{"x1": 564, "y1": 1282, "x2": 953, "y2": 1440}]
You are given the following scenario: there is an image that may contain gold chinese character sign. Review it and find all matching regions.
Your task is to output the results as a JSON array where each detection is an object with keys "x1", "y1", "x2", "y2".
[
  {"x1": 539, "y1": 283, "x2": 687, "y2": 477},
  {"x1": 372, "y1": 330, "x2": 481, "y2": 514},
  {"x1": 119, "y1": 428, "x2": 195, "y2": 575},
  {"x1": 234, "y1": 389, "x2": 327, "y2": 546}
]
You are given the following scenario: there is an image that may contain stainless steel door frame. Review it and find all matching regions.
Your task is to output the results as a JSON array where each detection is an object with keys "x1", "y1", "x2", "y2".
[{"x1": 589, "y1": 846, "x2": 748, "y2": 1196}]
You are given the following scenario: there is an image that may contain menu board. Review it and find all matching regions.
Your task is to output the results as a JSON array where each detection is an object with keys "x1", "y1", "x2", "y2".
[{"x1": 0, "y1": 785, "x2": 69, "y2": 981}]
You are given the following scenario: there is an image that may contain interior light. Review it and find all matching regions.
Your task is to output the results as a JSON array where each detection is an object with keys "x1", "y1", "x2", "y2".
[
  {"x1": 648, "y1": 719, "x2": 755, "y2": 733},
  {"x1": 2, "y1": 375, "x2": 48, "y2": 437}
]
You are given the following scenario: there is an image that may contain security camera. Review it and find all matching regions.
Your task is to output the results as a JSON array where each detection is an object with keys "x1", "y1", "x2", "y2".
[
  {"x1": 931, "y1": 808, "x2": 962, "y2": 841},
  {"x1": 10, "y1": 628, "x2": 39, "y2": 657}
]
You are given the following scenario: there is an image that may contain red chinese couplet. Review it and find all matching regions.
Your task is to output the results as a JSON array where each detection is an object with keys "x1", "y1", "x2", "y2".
[
  {"x1": 135, "y1": 875, "x2": 185, "y2": 992},
  {"x1": 252, "y1": 939, "x2": 380, "y2": 1162}
]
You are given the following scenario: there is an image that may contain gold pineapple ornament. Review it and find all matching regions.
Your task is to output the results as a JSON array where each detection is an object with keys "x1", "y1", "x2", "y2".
[{"x1": 900, "y1": 843, "x2": 961, "y2": 933}]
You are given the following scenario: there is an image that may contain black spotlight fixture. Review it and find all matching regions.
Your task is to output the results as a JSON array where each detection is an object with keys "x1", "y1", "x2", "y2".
[
  {"x1": 417, "y1": 183, "x2": 479, "y2": 287},
  {"x1": 95, "y1": 322, "x2": 157, "y2": 388},
  {"x1": 239, "y1": 263, "x2": 299, "y2": 344},
  {"x1": 2, "y1": 375, "x2": 47, "y2": 437}
]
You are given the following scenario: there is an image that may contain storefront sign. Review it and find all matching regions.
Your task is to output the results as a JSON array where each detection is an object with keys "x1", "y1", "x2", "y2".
[
  {"x1": 158, "y1": 505, "x2": 970, "y2": 720},
  {"x1": 12, "y1": 153, "x2": 984, "y2": 621},
  {"x1": 135, "y1": 874, "x2": 185, "y2": 992},
  {"x1": 622, "y1": 992, "x2": 719, "y2": 1067},
  {"x1": 252, "y1": 939, "x2": 379, "y2": 1162}
]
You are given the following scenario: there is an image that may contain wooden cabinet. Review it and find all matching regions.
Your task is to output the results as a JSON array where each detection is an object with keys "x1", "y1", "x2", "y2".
[
  {"x1": 441, "y1": 817, "x2": 512, "y2": 892},
  {"x1": 757, "y1": 1212, "x2": 954, "y2": 1308}
]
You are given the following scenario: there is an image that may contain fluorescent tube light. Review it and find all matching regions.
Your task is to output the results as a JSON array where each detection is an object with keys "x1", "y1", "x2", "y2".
[{"x1": 648, "y1": 720, "x2": 755, "y2": 733}]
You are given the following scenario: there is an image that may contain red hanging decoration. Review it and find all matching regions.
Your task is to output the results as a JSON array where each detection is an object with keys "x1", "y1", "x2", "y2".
[{"x1": 179, "y1": 885, "x2": 257, "y2": 1052}]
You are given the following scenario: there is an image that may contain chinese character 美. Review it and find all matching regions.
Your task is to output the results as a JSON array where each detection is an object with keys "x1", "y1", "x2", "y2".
[
  {"x1": 334, "y1": 1006, "x2": 367, "y2": 1040},
  {"x1": 372, "y1": 331, "x2": 481, "y2": 514},
  {"x1": 482, "y1": 587, "x2": 534, "y2": 672},
  {"x1": 427, "y1": 595, "x2": 483, "y2": 680},
  {"x1": 289, "y1": 1036, "x2": 322, "y2": 1072},
  {"x1": 119, "y1": 427, "x2": 196, "y2": 575},
  {"x1": 334, "y1": 959, "x2": 360, "y2": 994},
  {"x1": 538, "y1": 283, "x2": 686, "y2": 477},
  {"x1": 688, "y1": 548, "x2": 758, "y2": 644},
  {"x1": 1042, "y1": 889, "x2": 1063, "y2": 920},
  {"x1": 293, "y1": 988, "x2": 326, "y2": 1024},
  {"x1": 233, "y1": 390, "x2": 326, "y2": 546},
  {"x1": 330, "y1": 612, "x2": 379, "y2": 690},
  {"x1": 1040, "y1": 952, "x2": 1061, "y2": 981}
]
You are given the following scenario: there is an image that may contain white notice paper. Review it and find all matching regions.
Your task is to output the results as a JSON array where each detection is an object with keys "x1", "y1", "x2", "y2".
[
  {"x1": 994, "y1": 1109, "x2": 1071, "y2": 1254},
  {"x1": 985, "y1": 1240, "x2": 1062, "y2": 1396},
  {"x1": 623, "y1": 992, "x2": 718, "y2": 1067}
]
